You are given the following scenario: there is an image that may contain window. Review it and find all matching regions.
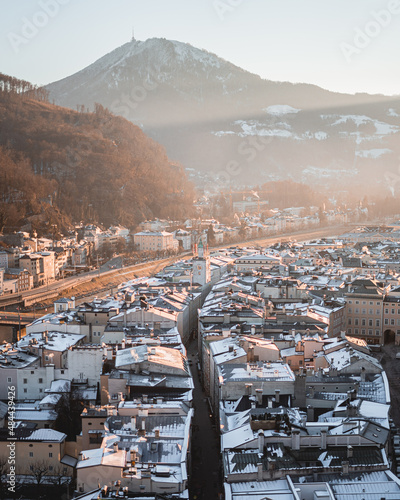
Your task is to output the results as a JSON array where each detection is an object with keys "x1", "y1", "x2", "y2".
[
  {"x1": 49, "y1": 453, "x2": 53, "y2": 458},
  {"x1": 369, "y1": 301, "x2": 373, "y2": 305},
  {"x1": 369, "y1": 319, "x2": 373, "y2": 327},
  {"x1": 355, "y1": 308, "x2": 359, "y2": 314},
  {"x1": 356, "y1": 301, "x2": 359, "y2": 305},
  {"x1": 391, "y1": 319, "x2": 395, "y2": 325},
  {"x1": 24, "y1": 389, "x2": 27, "y2": 393},
  {"x1": 362, "y1": 301, "x2": 366, "y2": 305},
  {"x1": 39, "y1": 389, "x2": 43, "y2": 393},
  {"x1": 362, "y1": 319, "x2": 366, "y2": 326},
  {"x1": 7, "y1": 377, "x2": 11, "y2": 383},
  {"x1": 376, "y1": 320, "x2": 380, "y2": 327},
  {"x1": 348, "y1": 307, "x2": 352, "y2": 313},
  {"x1": 355, "y1": 319, "x2": 359, "y2": 326},
  {"x1": 355, "y1": 328, "x2": 359, "y2": 334},
  {"x1": 369, "y1": 309, "x2": 373, "y2": 315},
  {"x1": 23, "y1": 378, "x2": 27, "y2": 384},
  {"x1": 376, "y1": 331, "x2": 380, "y2": 336},
  {"x1": 29, "y1": 452, "x2": 33, "y2": 457},
  {"x1": 362, "y1": 309, "x2": 366, "y2": 314},
  {"x1": 362, "y1": 329, "x2": 366, "y2": 335},
  {"x1": 38, "y1": 378, "x2": 43, "y2": 383},
  {"x1": 385, "y1": 308, "x2": 389, "y2": 314},
  {"x1": 348, "y1": 319, "x2": 352, "y2": 325},
  {"x1": 49, "y1": 466, "x2": 53, "y2": 471},
  {"x1": 385, "y1": 319, "x2": 389, "y2": 325}
]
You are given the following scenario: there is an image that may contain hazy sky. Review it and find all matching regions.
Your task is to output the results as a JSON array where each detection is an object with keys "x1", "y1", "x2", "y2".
[{"x1": 1, "y1": 0, "x2": 400, "y2": 95}]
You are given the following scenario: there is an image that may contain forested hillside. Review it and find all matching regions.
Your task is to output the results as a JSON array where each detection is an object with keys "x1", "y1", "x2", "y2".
[{"x1": 0, "y1": 74, "x2": 194, "y2": 234}]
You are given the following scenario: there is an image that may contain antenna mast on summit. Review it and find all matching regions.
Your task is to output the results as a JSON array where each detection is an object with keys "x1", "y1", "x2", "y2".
[{"x1": 131, "y1": 27, "x2": 135, "y2": 42}]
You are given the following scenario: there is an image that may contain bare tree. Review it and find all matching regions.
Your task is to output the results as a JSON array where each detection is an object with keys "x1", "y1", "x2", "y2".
[
  {"x1": 48, "y1": 464, "x2": 72, "y2": 488},
  {"x1": 29, "y1": 459, "x2": 49, "y2": 486}
]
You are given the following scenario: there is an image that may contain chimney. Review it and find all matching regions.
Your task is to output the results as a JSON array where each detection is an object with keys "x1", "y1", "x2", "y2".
[
  {"x1": 347, "y1": 445, "x2": 353, "y2": 458},
  {"x1": 307, "y1": 405, "x2": 314, "y2": 421},
  {"x1": 251, "y1": 324, "x2": 256, "y2": 335},
  {"x1": 309, "y1": 386, "x2": 315, "y2": 398},
  {"x1": 257, "y1": 462, "x2": 263, "y2": 481},
  {"x1": 247, "y1": 346, "x2": 255, "y2": 363},
  {"x1": 275, "y1": 389, "x2": 280, "y2": 404},
  {"x1": 258, "y1": 430, "x2": 264, "y2": 453},
  {"x1": 360, "y1": 367, "x2": 366, "y2": 382},
  {"x1": 130, "y1": 449, "x2": 136, "y2": 464},
  {"x1": 113, "y1": 442, "x2": 118, "y2": 453},
  {"x1": 348, "y1": 404, "x2": 357, "y2": 417},
  {"x1": 143, "y1": 394, "x2": 148, "y2": 404},
  {"x1": 321, "y1": 429, "x2": 327, "y2": 450},
  {"x1": 256, "y1": 388, "x2": 263, "y2": 406},
  {"x1": 342, "y1": 460, "x2": 349, "y2": 474},
  {"x1": 155, "y1": 428, "x2": 160, "y2": 439},
  {"x1": 131, "y1": 416, "x2": 136, "y2": 431},
  {"x1": 245, "y1": 383, "x2": 253, "y2": 396},
  {"x1": 291, "y1": 430, "x2": 300, "y2": 451},
  {"x1": 122, "y1": 338, "x2": 126, "y2": 349}
]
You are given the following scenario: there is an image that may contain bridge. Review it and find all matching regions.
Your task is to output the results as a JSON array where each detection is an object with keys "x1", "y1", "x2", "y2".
[
  {"x1": 0, "y1": 312, "x2": 37, "y2": 326},
  {"x1": 0, "y1": 312, "x2": 37, "y2": 343}
]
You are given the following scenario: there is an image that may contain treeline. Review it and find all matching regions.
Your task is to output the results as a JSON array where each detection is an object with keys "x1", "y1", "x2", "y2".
[
  {"x1": 0, "y1": 75, "x2": 195, "y2": 234},
  {"x1": 0, "y1": 73, "x2": 49, "y2": 101},
  {"x1": 0, "y1": 147, "x2": 58, "y2": 233}
]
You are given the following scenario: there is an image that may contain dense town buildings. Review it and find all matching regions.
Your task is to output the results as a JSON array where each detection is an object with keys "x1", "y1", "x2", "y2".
[{"x1": 3, "y1": 224, "x2": 400, "y2": 497}]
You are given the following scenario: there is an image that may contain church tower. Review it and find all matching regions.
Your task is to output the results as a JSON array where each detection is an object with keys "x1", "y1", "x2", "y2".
[{"x1": 192, "y1": 240, "x2": 211, "y2": 286}]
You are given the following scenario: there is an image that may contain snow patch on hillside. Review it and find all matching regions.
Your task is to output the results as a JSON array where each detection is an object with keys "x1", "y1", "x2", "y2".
[
  {"x1": 303, "y1": 131, "x2": 328, "y2": 140},
  {"x1": 355, "y1": 148, "x2": 392, "y2": 159},
  {"x1": 321, "y1": 114, "x2": 399, "y2": 135},
  {"x1": 234, "y1": 120, "x2": 302, "y2": 139},
  {"x1": 264, "y1": 105, "x2": 300, "y2": 115},
  {"x1": 388, "y1": 108, "x2": 399, "y2": 117}
]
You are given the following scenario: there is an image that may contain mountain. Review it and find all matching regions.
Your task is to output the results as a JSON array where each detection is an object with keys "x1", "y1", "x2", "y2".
[
  {"x1": 46, "y1": 38, "x2": 400, "y2": 194},
  {"x1": 0, "y1": 74, "x2": 194, "y2": 234}
]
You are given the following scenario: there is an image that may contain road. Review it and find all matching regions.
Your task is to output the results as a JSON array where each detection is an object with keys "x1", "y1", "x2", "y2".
[{"x1": 187, "y1": 339, "x2": 222, "y2": 499}]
